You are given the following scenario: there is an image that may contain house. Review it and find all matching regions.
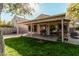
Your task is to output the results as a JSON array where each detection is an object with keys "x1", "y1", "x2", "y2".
[
  {"x1": 11, "y1": 15, "x2": 29, "y2": 34},
  {"x1": 18, "y1": 13, "x2": 70, "y2": 42}
]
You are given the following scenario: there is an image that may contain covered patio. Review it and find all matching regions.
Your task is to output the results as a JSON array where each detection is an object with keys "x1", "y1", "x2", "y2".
[{"x1": 19, "y1": 13, "x2": 70, "y2": 42}]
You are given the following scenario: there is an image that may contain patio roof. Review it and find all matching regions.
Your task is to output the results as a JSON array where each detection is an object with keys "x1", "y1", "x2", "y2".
[
  {"x1": 35, "y1": 14, "x2": 50, "y2": 20},
  {"x1": 18, "y1": 13, "x2": 70, "y2": 24}
]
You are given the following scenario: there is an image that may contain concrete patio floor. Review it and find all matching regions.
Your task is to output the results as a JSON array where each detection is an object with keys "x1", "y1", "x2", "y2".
[
  {"x1": 3, "y1": 33, "x2": 58, "y2": 41},
  {"x1": 26, "y1": 34, "x2": 58, "y2": 41}
]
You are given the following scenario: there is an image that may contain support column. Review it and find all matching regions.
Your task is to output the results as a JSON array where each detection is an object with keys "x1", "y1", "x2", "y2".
[
  {"x1": 32, "y1": 24, "x2": 34, "y2": 33},
  {"x1": 37, "y1": 24, "x2": 40, "y2": 34},
  {"x1": 61, "y1": 19, "x2": 64, "y2": 42},
  {"x1": 16, "y1": 25, "x2": 19, "y2": 35},
  {"x1": 30, "y1": 23, "x2": 33, "y2": 36},
  {"x1": 14, "y1": 19, "x2": 19, "y2": 35},
  {"x1": 47, "y1": 23, "x2": 50, "y2": 35},
  {"x1": 67, "y1": 23, "x2": 70, "y2": 40}
]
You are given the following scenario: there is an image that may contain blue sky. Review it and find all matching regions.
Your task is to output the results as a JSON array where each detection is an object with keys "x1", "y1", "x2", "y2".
[{"x1": 1, "y1": 3, "x2": 68, "y2": 22}]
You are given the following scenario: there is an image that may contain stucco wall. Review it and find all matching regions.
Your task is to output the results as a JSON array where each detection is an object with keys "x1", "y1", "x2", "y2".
[{"x1": 17, "y1": 24, "x2": 28, "y2": 33}]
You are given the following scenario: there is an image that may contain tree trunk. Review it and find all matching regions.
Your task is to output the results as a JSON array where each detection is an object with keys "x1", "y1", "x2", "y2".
[{"x1": 0, "y1": 3, "x2": 5, "y2": 56}]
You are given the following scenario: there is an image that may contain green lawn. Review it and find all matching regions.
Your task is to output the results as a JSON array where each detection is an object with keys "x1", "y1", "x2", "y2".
[{"x1": 4, "y1": 36, "x2": 79, "y2": 56}]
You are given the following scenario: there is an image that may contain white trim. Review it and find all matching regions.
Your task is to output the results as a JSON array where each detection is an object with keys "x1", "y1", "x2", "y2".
[{"x1": 22, "y1": 17, "x2": 65, "y2": 24}]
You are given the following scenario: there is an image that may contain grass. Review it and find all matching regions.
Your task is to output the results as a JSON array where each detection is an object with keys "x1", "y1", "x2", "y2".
[{"x1": 4, "y1": 36, "x2": 79, "y2": 56}]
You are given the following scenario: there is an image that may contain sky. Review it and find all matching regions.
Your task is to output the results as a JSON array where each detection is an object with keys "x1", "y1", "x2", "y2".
[{"x1": 1, "y1": 3, "x2": 68, "y2": 22}]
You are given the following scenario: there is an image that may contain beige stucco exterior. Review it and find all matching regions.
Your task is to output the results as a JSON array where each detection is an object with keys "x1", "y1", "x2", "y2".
[
  {"x1": 18, "y1": 13, "x2": 70, "y2": 42},
  {"x1": 19, "y1": 13, "x2": 70, "y2": 35}
]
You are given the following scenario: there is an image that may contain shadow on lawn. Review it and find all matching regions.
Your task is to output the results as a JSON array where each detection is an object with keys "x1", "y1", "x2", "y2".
[{"x1": 4, "y1": 36, "x2": 79, "y2": 56}]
